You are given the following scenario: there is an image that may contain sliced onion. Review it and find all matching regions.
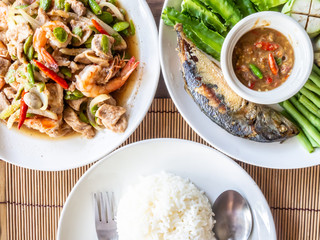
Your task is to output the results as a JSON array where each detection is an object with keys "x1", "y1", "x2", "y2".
[
  {"x1": 59, "y1": 48, "x2": 87, "y2": 56},
  {"x1": 28, "y1": 87, "x2": 49, "y2": 110},
  {"x1": 7, "y1": 110, "x2": 19, "y2": 129},
  {"x1": 89, "y1": 94, "x2": 111, "y2": 114},
  {"x1": 17, "y1": 9, "x2": 41, "y2": 29},
  {"x1": 99, "y1": 1, "x2": 124, "y2": 21},
  {"x1": 87, "y1": 101, "x2": 103, "y2": 130},
  {"x1": 47, "y1": 10, "x2": 70, "y2": 19},
  {"x1": 27, "y1": 109, "x2": 58, "y2": 120}
]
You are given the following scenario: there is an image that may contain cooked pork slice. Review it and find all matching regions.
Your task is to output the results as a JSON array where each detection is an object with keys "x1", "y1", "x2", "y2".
[
  {"x1": 64, "y1": 107, "x2": 95, "y2": 138},
  {"x1": 92, "y1": 34, "x2": 114, "y2": 60},
  {"x1": 67, "y1": 97, "x2": 87, "y2": 111},
  {"x1": 3, "y1": 87, "x2": 16, "y2": 100},
  {"x1": 0, "y1": 57, "x2": 10, "y2": 77},
  {"x1": 66, "y1": 0, "x2": 86, "y2": 16},
  {"x1": 48, "y1": 122, "x2": 73, "y2": 137},
  {"x1": 36, "y1": 8, "x2": 50, "y2": 25},
  {"x1": 70, "y1": 20, "x2": 92, "y2": 47},
  {"x1": 96, "y1": 104, "x2": 127, "y2": 132},
  {"x1": 104, "y1": 115, "x2": 127, "y2": 133},
  {"x1": 45, "y1": 83, "x2": 64, "y2": 114},
  {"x1": 0, "y1": 92, "x2": 10, "y2": 112},
  {"x1": 52, "y1": 49, "x2": 71, "y2": 67}
]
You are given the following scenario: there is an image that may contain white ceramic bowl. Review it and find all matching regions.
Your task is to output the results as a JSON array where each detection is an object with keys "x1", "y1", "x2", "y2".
[{"x1": 221, "y1": 11, "x2": 313, "y2": 104}]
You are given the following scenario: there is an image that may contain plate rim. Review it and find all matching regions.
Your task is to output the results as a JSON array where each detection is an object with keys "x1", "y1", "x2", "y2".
[
  {"x1": 57, "y1": 138, "x2": 277, "y2": 239},
  {"x1": 158, "y1": 0, "x2": 320, "y2": 169},
  {"x1": 0, "y1": 0, "x2": 160, "y2": 171}
]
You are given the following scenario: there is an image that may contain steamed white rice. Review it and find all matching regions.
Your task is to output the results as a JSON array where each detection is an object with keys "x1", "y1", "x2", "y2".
[{"x1": 116, "y1": 172, "x2": 216, "y2": 240}]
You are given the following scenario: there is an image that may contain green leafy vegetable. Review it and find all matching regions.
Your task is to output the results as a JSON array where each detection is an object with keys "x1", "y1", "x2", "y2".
[
  {"x1": 197, "y1": 0, "x2": 242, "y2": 26},
  {"x1": 181, "y1": 0, "x2": 227, "y2": 34},
  {"x1": 250, "y1": 0, "x2": 288, "y2": 11},
  {"x1": 237, "y1": 0, "x2": 256, "y2": 16}
]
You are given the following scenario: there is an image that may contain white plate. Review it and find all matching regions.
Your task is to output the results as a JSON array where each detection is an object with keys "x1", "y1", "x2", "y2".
[
  {"x1": 0, "y1": 0, "x2": 160, "y2": 171},
  {"x1": 159, "y1": 0, "x2": 320, "y2": 169},
  {"x1": 57, "y1": 139, "x2": 276, "y2": 240}
]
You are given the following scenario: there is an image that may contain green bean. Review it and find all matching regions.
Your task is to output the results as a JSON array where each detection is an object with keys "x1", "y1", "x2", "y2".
[
  {"x1": 300, "y1": 87, "x2": 320, "y2": 108},
  {"x1": 309, "y1": 71, "x2": 320, "y2": 88},
  {"x1": 98, "y1": 11, "x2": 113, "y2": 24},
  {"x1": 120, "y1": 8, "x2": 126, "y2": 16},
  {"x1": 304, "y1": 80, "x2": 320, "y2": 96},
  {"x1": 282, "y1": 100, "x2": 320, "y2": 145},
  {"x1": 15, "y1": 4, "x2": 29, "y2": 9},
  {"x1": 84, "y1": 35, "x2": 94, "y2": 48},
  {"x1": 27, "y1": 46, "x2": 34, "y2": 61},
  {"x1": 40, "y1": 0, "x2": 52, "y2": 11},
  {"x1": 53, "y1": 27, "x2": 68, "y2": 43},
  {"x1": 23, "y1": 35, "x2": 33, "y2": 57},
  {"x1": 79, "y1": 104, "x2": 89, "y2": 123},
  {"x1": 101, "y1": 35, "x2": 109, "y2": 54},
  {"x1": 249, "y1": 64, "x2": 263, "y2": 79},
  {"x1": 64, "y1": 90, "x2": 84, "y2": 100},
  {"x1": 26, "y1": 63, "x2": 35, "y2": 85},
  {"x1": 60, "y1": 67, "x2": 72, "y2": 78},
  {"x1": 0, "y1": 101, "x2": 21, "y2": 120},
  {"x1": 88, "y1": 0, "x2": 102, "y2": 15},
  {"x1": 299, "y1": 95, "x2": 320, "y2": 118},
  {"x1": 290, "y1": 96, "x2": 320, "y2": 132},
  {"x1": 64, "y1": 2, "x2": 71, "y2": 12},
  {"x1": 72, "y1": 27, "x2": 83, "y2": 45},
  {"x1": 129, "y1": 20, "x2": 135, "y2": 35},
  {"x1": 113, "y1": 22, "x2": 129, "y2": 32},
  {"x1": 313, "y1": 64, "x2": 320, "y2": 77},
  {"x1": 297, "y1": 130, "x2": 314, "y2": 153},
  {"x1": 55, "y1": 0, "x2": 65, "y2": 10}
]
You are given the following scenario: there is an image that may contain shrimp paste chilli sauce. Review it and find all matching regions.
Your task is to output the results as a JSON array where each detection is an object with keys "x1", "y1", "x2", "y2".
[{"x1": 232, "y1": 27, "x2": 294, "y2": 91}]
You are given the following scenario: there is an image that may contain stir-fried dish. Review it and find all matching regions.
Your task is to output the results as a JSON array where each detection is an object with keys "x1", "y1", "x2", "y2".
[
  {"x1": 233, "y1": 27, "x2": 294, "y2": 91},
  {"x1": 0, "y1": 0, "x2": 139, "y2": 138}
]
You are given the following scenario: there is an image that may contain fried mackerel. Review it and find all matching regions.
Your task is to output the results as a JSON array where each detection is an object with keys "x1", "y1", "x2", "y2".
[{"x1": 175, "y1": 24, "x2": 299, "y2": 142}]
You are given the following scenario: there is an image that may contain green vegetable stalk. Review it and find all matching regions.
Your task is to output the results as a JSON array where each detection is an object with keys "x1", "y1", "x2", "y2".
[
  {"x1": 282, "y1": 100, "x2": 320, "y2": 145},
  {"x1": 162, "y1": 7, "x2": 224, "y2": 60},
  {"x1": 304, "y1": 80, "x2": 320, "y2": 96},
  {"x1": 249, "y1": 64, "x2": 263, "y2": 79},
  {"x1": 309, "y1": 71, "x2": 320, "y2": 88},
  {"x1": 300, "y1": 87, "x2": 320, "y2": 108},
  {"x1": 197, "y1": 0, "x2": 242, "y2": 26},
  {"x1": 26, "y1": 63, "x2": 35, "y2": 85},
  {"x1": 0, "y1": 100, "x2": 21, "y2": 120},
  {"x1": 313, "y1": 64, "x2": 320, "y2": 77},
  {"x1": 60, "y1": 67, "x2": 72, "y2": 78},
  {"x1": 181, "y1": 0, "x2": 226, "y2": 34},
  {"x1": 299, "y1": 95, "x2": 320, "y2": 118}
]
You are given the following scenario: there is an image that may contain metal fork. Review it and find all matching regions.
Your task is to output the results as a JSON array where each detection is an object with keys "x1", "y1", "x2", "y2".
[{"x1": 94, "y1": 192, "x2": 118, "y2": 240}]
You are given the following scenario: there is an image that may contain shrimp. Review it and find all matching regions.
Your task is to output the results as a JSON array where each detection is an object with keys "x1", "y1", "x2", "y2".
[
  {"x1": 33, "y1": 21, "x2": 73, "y2": 69},
  {"x1": 76, "y1": 56, "x2": 139, "y2": 97}
]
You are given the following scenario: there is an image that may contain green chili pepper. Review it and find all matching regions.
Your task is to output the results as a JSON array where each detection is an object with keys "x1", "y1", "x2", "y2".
[
  {"x1": 91, "y1": 105, "x2": 99, "y2": 116},
  {"x1": 249, "y1": 64, "x2": 263, "y2": 79},
  {"x1": 111, "y1": 33, "x2": 121, "y2": 46},
  {"x1": 14, "y1": 86, "x2": 24, "y2": 101},
  {"x1": 88, "y1": 0, "x2": 102, "y2": 15},
  {"x1": 53, "y1": 27, "x2": 68, "y2": 43},
  {"x1": 98, "y1": 11, "x2": 113, "y2": 24},
  {"x1": 55, "y1": 0, "x2": 65, "y2": 10},
  {"x1": 101, "y1": 35, "x2": 109, "y2": 54},
  {"x1": 23, "y1": 35, "x2": 33, "y2": 56},
  {"x1": 276, "y1": 57, "x2": 282, "y2": 66},
  {"x1": 84, "y1": 35, "x2": 94, "y2": 48},
  {"x1": 40, "y1": 0, "x2": 52, "y2": 11},
  {"x1": 15, "y1": 4, "x2": 29, "y2": 9},
  {"x1": 27, "y1": 63, "x2": 35, "y2": 85},
  {"x1": 64, "y1": 90, "x2": 84, "y2": 100},
  {"x1": 27, "y1": 46, "x2": 34, "y2": 61},
  {"x1": 79, "y1": 104, "x2": 89, "y2": 123},
  {"x1": 0, "y1": 101, "x2": 21, "y2": 120},
  {"x1": 129, "y1": 20, "x2": 135, "y2": 35},
  {"x1": 113, "y1": 21, "x2": 129, "y2": 32},
  {"x1": 72, "y1": 27, "x2": 83, "y2": 45},
  {"x1": 89, "y1": 25, "x2": 99, "y2": 34},
  {"x1": 64, "y1": 2, "x2": 71, "y2": 12},
  {"x1": 61, "y1": 67, "x2": 72, "y2": 78}
]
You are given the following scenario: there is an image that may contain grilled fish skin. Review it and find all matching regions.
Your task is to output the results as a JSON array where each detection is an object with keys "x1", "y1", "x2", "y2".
[{"x1": 175, "y1": 24, "x2": 299, "y2": 142}]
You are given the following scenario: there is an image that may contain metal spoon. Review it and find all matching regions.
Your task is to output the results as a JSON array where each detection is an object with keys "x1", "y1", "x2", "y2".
[{"x1": 212, "y1": 190, "x2": 253, "y2": 240}]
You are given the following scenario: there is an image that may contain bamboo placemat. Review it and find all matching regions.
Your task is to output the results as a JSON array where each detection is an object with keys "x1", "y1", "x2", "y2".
[{"x1": 0, "y1": 98, "x2": 320, "y2": 240}]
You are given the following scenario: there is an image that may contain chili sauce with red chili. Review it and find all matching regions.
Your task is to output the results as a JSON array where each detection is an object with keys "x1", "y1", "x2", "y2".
[{"x1": 232, "y1": 27, "x2": 294, "y2": 91}]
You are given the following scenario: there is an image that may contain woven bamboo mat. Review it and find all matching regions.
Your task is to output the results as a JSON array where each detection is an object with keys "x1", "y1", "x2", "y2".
[{"x1": 0, "y1": 98, "x2": 320, "y2": 240}]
